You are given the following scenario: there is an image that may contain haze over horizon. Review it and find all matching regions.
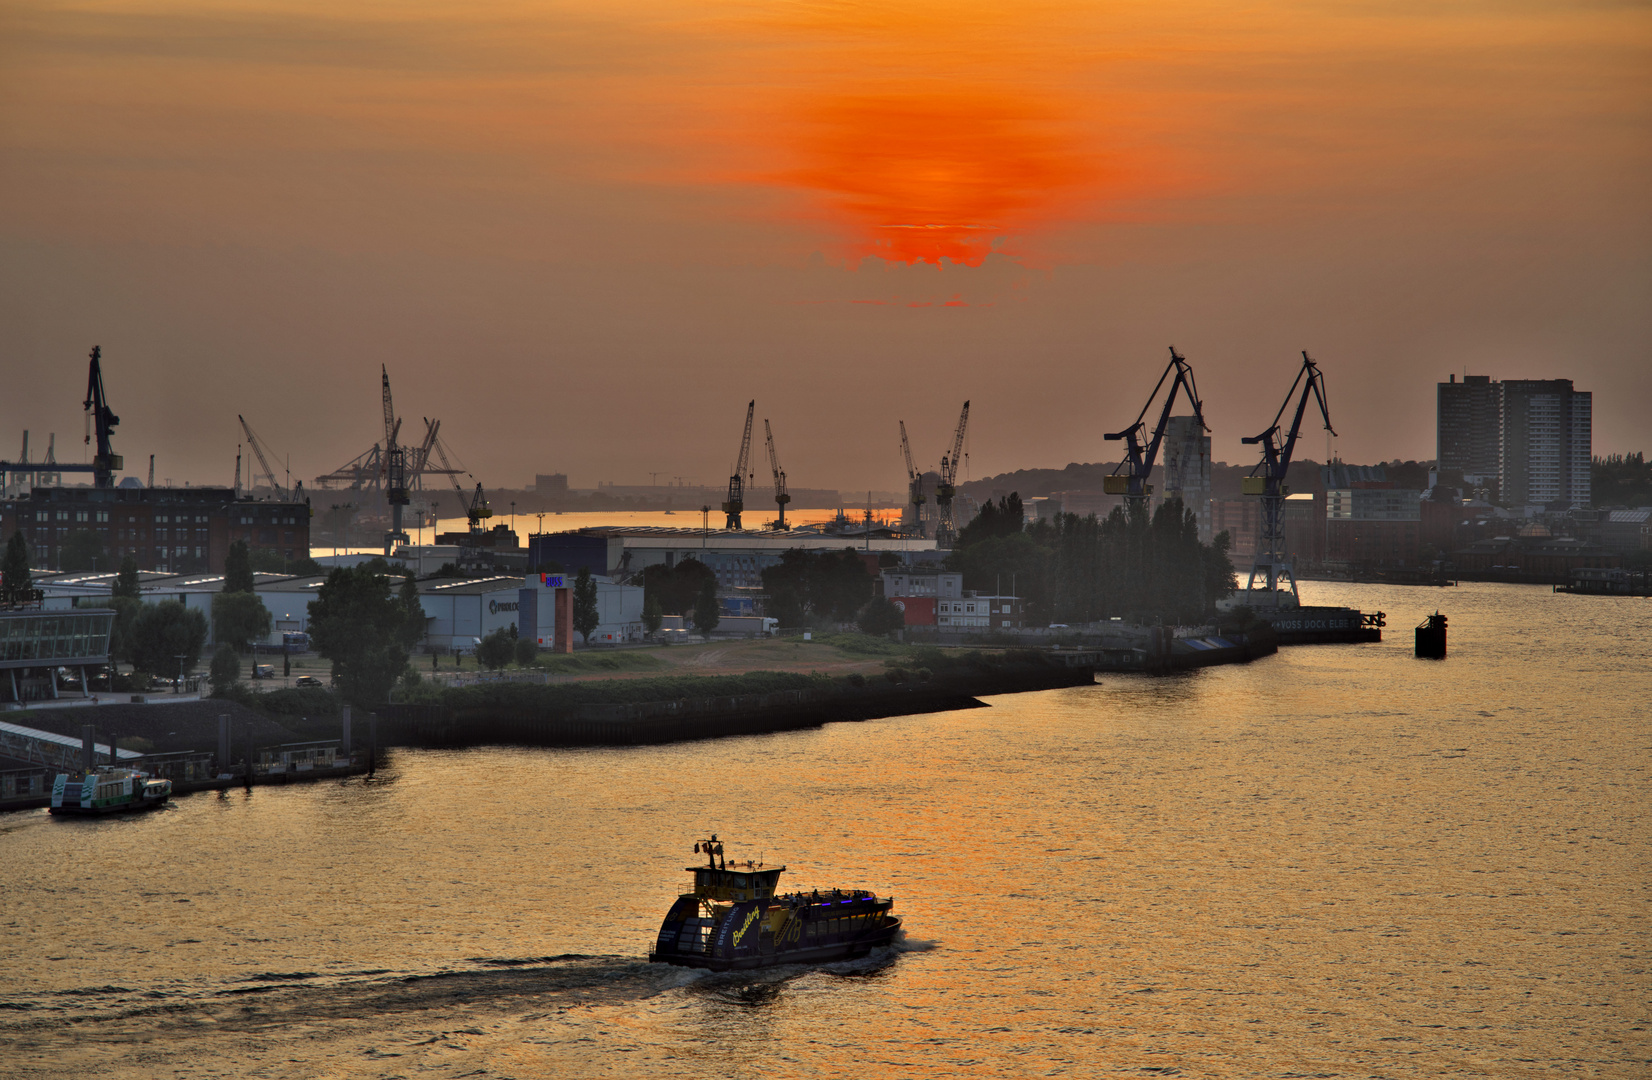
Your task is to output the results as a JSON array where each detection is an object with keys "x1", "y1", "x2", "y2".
[{"x1": 3, "y1": 0, "x2": 1647, "y2": 496}]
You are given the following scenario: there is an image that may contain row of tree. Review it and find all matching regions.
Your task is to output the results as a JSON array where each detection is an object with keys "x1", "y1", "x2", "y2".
[
  {"x1": 947, "y1": 494, "x2": 1237, "y2": 625},
  {"x1": 760, "y1": 548, "x2": 874, "y2": 629}
]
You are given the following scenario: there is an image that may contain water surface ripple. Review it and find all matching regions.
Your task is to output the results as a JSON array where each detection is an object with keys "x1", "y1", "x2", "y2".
[{"x1": 2, "y1": 582, "x2": 1647, "y2": 1077}]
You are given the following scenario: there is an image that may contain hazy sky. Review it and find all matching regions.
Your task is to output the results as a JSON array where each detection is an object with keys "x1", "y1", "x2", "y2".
[{"x1": 2, "y1": 0, "x2": 1647, "y2": 495}]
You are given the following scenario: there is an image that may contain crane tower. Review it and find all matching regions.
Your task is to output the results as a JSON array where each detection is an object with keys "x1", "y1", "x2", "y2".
[
  {"x1": 722, "y1": 401, "x2": 756, "y2": 530},
  {"x1": 1241, "y1": 352, "x2": 1334, "y2": 607}
]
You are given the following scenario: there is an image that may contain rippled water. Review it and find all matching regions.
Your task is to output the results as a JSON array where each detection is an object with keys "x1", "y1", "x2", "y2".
[{"x1": 2, "y1": 582, "x2": 1647, "y2": 1077}]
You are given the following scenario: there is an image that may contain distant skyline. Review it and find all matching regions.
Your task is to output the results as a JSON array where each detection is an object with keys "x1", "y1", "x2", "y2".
[{"x1": 3, "y1": 1, "x2": 1647, "y2": 495}]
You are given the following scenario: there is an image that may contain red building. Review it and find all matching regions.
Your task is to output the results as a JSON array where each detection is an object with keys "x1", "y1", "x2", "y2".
[
  {"x1": 1, "y1": 486, "x2": 311, "y2": 574},
  {"x1": 891, "y1": 596, "x2": 936, "y2": 625}
]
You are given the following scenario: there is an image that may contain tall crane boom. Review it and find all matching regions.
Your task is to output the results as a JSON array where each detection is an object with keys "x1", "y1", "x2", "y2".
[
  {"x1": 1240, "y1": 351, "x2": 1334, "y2": 606},
  {"x1": 380, "y1": 365, "x2": 398, "y2": 455},
  {"x1": 722, "y1": 401, "x2": 755, "y2": 530},
  {"x1": 899, "y1": 420, "x2": 926, "y2": 539},
  {"x1": 238, "y1": 415, "x2": 286, "y2": 499},
  {"x1": 1104, "y1": 347, "x2": 1204, "y2": 518},
  {"x1": 83, "y1": 346, "x2": 121, "y2": 488},
  {"x1": 380, "y1": 365, "x2": 409, "y2": 554},
  {"x1": 934, "y1": 401, "x2": 971, "y2": 548},
  {"x1": 764, "y1": 419, "x2": 790, "y2": 531}
]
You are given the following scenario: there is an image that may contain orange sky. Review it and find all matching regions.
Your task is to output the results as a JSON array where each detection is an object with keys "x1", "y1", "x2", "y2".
[{"x1": 1, "y1": 1, "x2": 1647, "y2": 491}]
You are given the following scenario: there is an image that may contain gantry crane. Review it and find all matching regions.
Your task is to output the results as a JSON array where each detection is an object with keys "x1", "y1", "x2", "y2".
[
  {"x1": 722, "y1": 401, "x2": 755, "y2": 530},
  {"x1": 764, "y1": 419, "x2": 790, "y2": 531},
  {"x1": 934, "y1": 401, "x2": 970, "y2": 548},
  {"x1": 1241, "y1": 351, "x2": 1334, "y2": 607},
  {"x1": 238, "y1": 415, "x2": 287, "y2": 499},
  {"x1": 899, "y1": 420, "x2": 926, "y2": 539},
  {"x1": 1104, "y1": 347, "x2": 1204, "y2": 520},
  {"x1": 381, "y1": 365, "x2": 409, "y2": 553}
]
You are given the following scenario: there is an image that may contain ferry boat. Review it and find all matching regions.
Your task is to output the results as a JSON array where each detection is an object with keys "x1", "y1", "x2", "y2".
[
  {"x1": 649, "y1": 836, "x2": 901, "y2": 971},
  {"x1": 49, "y1": 770, "x2": 172, "y2": 816}
]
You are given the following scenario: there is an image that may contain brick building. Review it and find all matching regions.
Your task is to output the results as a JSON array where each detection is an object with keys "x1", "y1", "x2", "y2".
[{"x1": 1, "y1": 486, "x2": 311, "y2": 575}]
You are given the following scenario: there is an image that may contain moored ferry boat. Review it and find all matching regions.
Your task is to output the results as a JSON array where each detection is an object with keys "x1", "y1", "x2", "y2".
[
  {"x1": 649, "y1": 836, "x2": 901, "y2": 971},
  {"x1": 50, "y1": 770, "x2": 172, "y2": 816}
]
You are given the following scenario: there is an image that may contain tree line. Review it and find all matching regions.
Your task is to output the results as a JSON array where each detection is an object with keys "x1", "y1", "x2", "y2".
[{"x1": 946, "y1": 493, "x2": 1237, "y2": 625}]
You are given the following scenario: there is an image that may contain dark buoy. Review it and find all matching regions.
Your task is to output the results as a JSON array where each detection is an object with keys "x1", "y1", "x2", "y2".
[{"x1": 1415, "y1": 612, "x2": 1447, "y2": 658}]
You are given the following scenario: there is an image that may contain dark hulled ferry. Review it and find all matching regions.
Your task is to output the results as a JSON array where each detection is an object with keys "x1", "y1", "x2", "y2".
[{"x1": 649, "y1": 836, "x2": 901, "y2": 971}]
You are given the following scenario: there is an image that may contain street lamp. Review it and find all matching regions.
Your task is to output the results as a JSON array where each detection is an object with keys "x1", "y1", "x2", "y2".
[{"x1": 175, "y1": 654, "x2": 187, "y2": 694}]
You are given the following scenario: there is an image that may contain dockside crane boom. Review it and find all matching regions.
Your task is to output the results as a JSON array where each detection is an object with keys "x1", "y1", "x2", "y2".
[
  {"x1": 238, "y1": 415, "x2": 287, "y2": 499},
  {"x1": 1104, "y1": 347, "x2": 1204, "y2": 519},
  {"x1": 83, "y1": 346, "x2": 121, "y2": 488},
  {"x1": 764, "y1": 419, "x2": 790, "y2": 531},
  {"x1": 934, "y1": 401, "x2": 971, "y2": 548},
  {"x1": 899, "y1": 420, "x2": 926, "y2": 539},
  {"x1": 1240, "y1": 351, "x2": 1334, "y2": 606},
  {"x1": 722, "y1": 401, "x2": 755, "y2": 530},
  {"x1": 380, "y1": 365, "x2": 409, "y2": 554}
]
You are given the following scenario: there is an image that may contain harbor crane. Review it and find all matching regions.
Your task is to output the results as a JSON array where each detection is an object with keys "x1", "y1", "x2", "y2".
[
  {"x1": 1241, "y1": 351, "x2": 1334, "y2": 607},
  {"x1": 466, "y1": 482, "x2": 493, "y2": 534},
  {"x1": 1, "y1": 347, "x2": 121, "y2": 491},
  {"x1": 934, "y1": 401, "x2": 970, "y2": 549},
  {"x1": 764, "y1": 419, "x2": 790, "y2": 531},
  {"x1": 381, "y1": 365, "x2": 410, "y2": 554},
  {"x1": 237, "y1": 415, "x2": 287, "y2": 499},
  {"x1": 84, "y1": 346, "x2": 122, "y2": 488},
  {"x1": 1104, "y1": 347, "x2": 1204, "y2": 519},
  {"x1": 722, "y1": 401, "x2": 755, "y2": 530},
  {"x1": 899, "y1": 420, "x2": 926, "y2": 539}
]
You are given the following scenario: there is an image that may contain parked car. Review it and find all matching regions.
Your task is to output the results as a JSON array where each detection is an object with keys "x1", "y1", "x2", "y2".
[
  {"x1": 251, "y1": 664, "x2": 275, "y2": 679},
  {"x1": 294, "y1": 675, "x2": 324, "y2": 688}
]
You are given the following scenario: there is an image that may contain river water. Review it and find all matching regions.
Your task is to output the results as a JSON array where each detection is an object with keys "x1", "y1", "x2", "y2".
[{"x1": 2, "y1": 582, "x2": 1647, "y2": 1078}]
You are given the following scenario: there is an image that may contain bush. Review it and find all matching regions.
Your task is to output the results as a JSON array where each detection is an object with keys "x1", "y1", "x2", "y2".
[
  {"x1": 856, "y1": 597, "x2": 906, "y2": 638},
  {"x1": 477, "y1": 627, "x2": 515, "y2": 670},
  {"x1": 846, "y1": 672, "x2": 866, "y2": 688},
  {"x1": 514, "y1": 636, "x2": 538, "y2": 667}
]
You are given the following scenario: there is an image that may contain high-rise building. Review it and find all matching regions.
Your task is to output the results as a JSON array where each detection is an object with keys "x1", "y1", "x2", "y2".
[
  {"x1": 1161, "y1": 414, "x2": 1212, "y2": 540},
  {"x1": 1435, "y1": 374, "x2": 1591, "y2": 509},
  {"x1": 1436, "y1": 374, "x2": 1500, "y2": 481},
  {"x1": 1498, "y1": 379, "x2": 1591, "y2": 508}
]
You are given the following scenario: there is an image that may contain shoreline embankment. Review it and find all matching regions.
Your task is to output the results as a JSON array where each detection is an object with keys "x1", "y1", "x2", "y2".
[{"x1": 376, "y1": 661, "x2": 1100, "y2": 748}]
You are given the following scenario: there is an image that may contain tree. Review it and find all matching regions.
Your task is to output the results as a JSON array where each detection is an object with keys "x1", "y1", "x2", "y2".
[
  {"x1": 396, "y1": 573, "x2": 427, "y2": 650},
  {"x1": 572, "y1": 567, "x2": 600, "y2": 644},
  {"x1": 307, "y1": 561, "x2": 420, "y2": 705},
  {"x1": 857, "y1": 596, "x2": 906, "y2": 637},
  {"x1": 224, "y1": 540, "x2": 256, "y2": 593},
  {"x1": 113, "y1": 555, "x2": 141, "y2": 599},
  {"x1": 59, "y1": 529, "x2": 108, "y2": 573},
  {"x1": 477, "y1": 626, "x2": 514, "y2": 670},
  {"x1": 641, "y1": 558, "x2": 716, "y2": 615},
  {"x1": 513, "y1": 635, "x2": 537, "y2": 666},
  {"x1": 693, "y1": 577, "x2": 720, "y2": 638},
  {"x1": 108, "y1": 595, "x2": 143, "y2": 665},
  {"x1": 129, "y1": 601, "x2": 208, "y2": 679},
  {"x1": 1, "y1": 532, "x2": 30, "y2": 596},
  {"x1": 212, "y1": 590, "x2": 272, "y2": 652},
  {"x1": 209, "y1": 644, "x2": 240, "y2": 692},
  {"x1": 642, "y1": 592, "x2": 664, "y2": 635}
]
